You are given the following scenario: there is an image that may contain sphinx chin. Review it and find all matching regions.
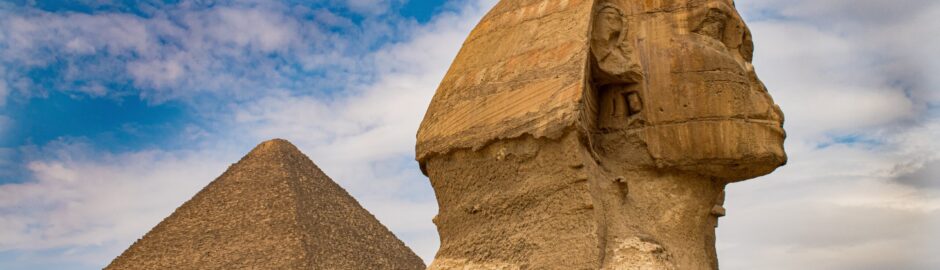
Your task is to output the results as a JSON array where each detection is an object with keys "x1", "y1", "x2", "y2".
[{"x1": 638, "y1": 119, "x2": 787, "y2": 182}]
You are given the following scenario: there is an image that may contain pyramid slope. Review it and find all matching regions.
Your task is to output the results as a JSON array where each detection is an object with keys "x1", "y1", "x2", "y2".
[{"x1": 107, "y1": 139, "x2": 425, "y2": 270}]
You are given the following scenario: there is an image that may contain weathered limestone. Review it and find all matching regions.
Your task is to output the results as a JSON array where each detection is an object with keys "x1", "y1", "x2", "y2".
[
  {"x1": 417, "y1": 0, "x2": 786, "y2": 269},
  {"x1": 107, "y1": 139, "x2": 425, "y2": 270}
]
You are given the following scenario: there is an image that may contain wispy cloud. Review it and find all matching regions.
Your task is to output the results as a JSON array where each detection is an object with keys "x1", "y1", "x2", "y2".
[
  {"x1": 0, "y1": 139, "x2": 234, "y2": 267},
  {"x1": 747, "y1": 21, "x2": 916, "y2": 138},
  {"x1": 0, "y1": 74, "x2": 8, "y2": 105},
  {"x1": 341, "y1": 0, "x2": 399, "y2": 15},
  {"x1": 740, "y1": 0, "x2": 940, "y2": 108},
  {"x1": 0, "y1": 0, "x2": 412, "y2": 104},
  {"x1": 718, "y1": 1, "x2": 940, "y2": 269}
]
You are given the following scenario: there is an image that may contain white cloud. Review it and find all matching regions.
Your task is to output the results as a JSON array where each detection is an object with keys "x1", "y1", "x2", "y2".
[
  {"x1": 312, "y1": 8, "x2": 355, "y2": 28},
  {"x1": 890, "y1": 120, "x2": 940, "y2": 190},
  {"x1": 342, "y1": 0, "x2": 395, "y2": 15},
  {"x1": 749, "y1": 22, "x2": 916, "y2": 138},
  {"x1": 716, "y1": 1, "x2": 940, "y2": 269},
  {"x1": 0, "y1": 66, "x2": 10, "y2": 105},
  {"x1": 126, "y1": 57, "x2": 185, "y2": 90},
  {"x1": 0, "y1": 1, "x2": 360, "y2": 102},
  {"x1": 2, "y1": 12, "x2": 154, "y2": 62},
  {"x1": 718, "y1": 118, "x2": 940, "y2": 269},
  {"x1": 740, "y1": 0, "x2": 940, "y2": 107},
  {"x1": 0, "y1": 143, "x2": 235, "y2": 267},
  {"x1": 207, "y1": 7, "x2": 299, "y2": 52}
]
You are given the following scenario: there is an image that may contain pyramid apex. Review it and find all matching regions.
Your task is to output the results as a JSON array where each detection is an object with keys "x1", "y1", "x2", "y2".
[
  {"x1": 259, "y1": 138, "x2": 295, "y2": 147},
  {"x1": 247, "y1": 138, "x2": 301, "y2": 156}
]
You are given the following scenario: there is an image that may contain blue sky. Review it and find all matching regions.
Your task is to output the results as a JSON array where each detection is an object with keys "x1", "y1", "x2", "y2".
[
  {"x1": 0, "y1": 0, "x2": 454, "y2": 184},
  {"x1": 0, "y1": 0, "x2": 450, "y2": 153},
  {"x1": 1, "y1": 0, "x2": 938, "y2": 269}
]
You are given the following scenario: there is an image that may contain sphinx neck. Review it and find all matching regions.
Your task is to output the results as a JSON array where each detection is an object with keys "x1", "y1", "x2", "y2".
[
  {"x1": 590, "y1": 166, "x2": 726, "y2": 270},
  {"x1": 423, "y1": 132, "x2": 729, "y2": 269}
]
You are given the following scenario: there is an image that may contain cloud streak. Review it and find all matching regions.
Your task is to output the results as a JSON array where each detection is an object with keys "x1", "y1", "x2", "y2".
[
  {"x1": 0, "y1": 139, "x2": 234, "y2": 268},
  {"x1": 718, "y1": 1, "x2": 940, "y2": 269},
  {"x1": 0, "y1": 0, "x2": 411, "y2": 104}
]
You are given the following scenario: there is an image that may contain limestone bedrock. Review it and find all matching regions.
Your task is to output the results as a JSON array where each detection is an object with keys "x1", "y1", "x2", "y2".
[{"x1": 416, "y1": 0, "x2": 786, "y2": 269}]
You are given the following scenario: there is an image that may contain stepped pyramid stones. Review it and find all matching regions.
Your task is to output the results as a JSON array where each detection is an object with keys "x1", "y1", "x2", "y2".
[
  {"x1": 107, "y1": 139, "x2": 425, "y2": 270},
  {"x1": 417, "y1": 0, "x2": 786, "y2": 269}
]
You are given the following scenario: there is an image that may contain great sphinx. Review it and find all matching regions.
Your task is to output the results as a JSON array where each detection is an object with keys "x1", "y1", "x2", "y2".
[{"x1": 416, "y1": 0, "x2": 785, "y2": 269}]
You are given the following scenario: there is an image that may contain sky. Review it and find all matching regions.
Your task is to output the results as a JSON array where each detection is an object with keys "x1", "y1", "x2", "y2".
[{"x1": 0, "y1": 0, "x2": 937, "y2": 269}]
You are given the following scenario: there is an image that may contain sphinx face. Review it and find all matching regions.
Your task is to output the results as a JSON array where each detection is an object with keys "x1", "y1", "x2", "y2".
[{"x1": 594, "y1": 0, "x2": 786, "y2": 181}]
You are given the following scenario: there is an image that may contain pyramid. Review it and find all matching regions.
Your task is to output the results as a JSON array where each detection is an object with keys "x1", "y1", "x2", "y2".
[{"x1": 106, "y1": 139, "x2": 426, "y2": 269}]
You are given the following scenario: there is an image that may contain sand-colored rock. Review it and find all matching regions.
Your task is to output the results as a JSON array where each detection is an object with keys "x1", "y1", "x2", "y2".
[
  {"x1": 417, "y1": 0, "x2": 786, "y2": 269},
  {"x1": 107, "y1": 139, "x2": 425, "y2": 270}
]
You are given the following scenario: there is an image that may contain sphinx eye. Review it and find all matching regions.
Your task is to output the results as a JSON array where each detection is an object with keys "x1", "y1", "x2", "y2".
[{"x1": 696, "y1": 9, "x2": 730, "y2": 44}]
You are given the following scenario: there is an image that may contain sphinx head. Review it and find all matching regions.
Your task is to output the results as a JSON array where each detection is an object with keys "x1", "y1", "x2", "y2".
[
  {"x1": 591, "y1": 0, "x2": 786, "y2": 182},
  {"x1": 414, "y1": 1, "x2": 786, "y2": 267}
]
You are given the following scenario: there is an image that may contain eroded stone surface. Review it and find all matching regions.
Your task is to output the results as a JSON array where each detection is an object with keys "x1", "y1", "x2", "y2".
[
  {"x1": 416, "y1": 0, "x2": 594, "y2": 163},
  {"x1": 107, "y1": 139, "x2": 425, "y2": 270},
  {"x1": 418, "y1": 0, "x2": 787, "y2": 269}
]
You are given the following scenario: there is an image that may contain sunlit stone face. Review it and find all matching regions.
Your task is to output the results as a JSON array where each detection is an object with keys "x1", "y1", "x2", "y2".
[{"x1": 593, "y1": 0, "x2": 786, "y2": 181}]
